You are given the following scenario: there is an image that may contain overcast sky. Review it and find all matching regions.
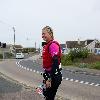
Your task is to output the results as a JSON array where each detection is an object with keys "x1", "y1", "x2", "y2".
[{"x1": 0, "y1": 0, "x2": 100, "y2": 48}]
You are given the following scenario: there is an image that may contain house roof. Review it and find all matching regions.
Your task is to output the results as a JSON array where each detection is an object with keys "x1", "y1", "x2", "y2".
[
  {"x1": 66, "y1": 39, "x2": 97, "y2": 48},
  {"x1": 85, "y1": 40, "x2": 94, "y2": 45},
  {"x1": 13, "y1": 45, "x2": 23, "y2": 49},
  {"x1": 66, "y1": 41, "x2": 85, "y2": 48}
]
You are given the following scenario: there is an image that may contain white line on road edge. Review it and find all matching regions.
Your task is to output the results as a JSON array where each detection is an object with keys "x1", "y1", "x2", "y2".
[
  {"x1": 84, "y1": 82, "x2": 89, "y2": 84},
  {"x1": 19, "y1": 65, "x2": 22, "y2": 67},
  {"x1": 65, "y1": 78, "x2": 69, "y2": 80},
  {"x1": 62, "y1": 77, "x2": 64, "y2": 79},
  {"x1": 27, "y1": 68, "x2": 29, "y2": 71},
  {"x1": 33, "y1": 70, "x2": 36, "y2": 72},
  {"x1": 80, "y1": 81, "x2": 84, "y2": 84},
  {"x1": 30, "y1": 69, "x2": 32, "y2": 71},
  {"x1": 95, "y1": 84, "x2": 100, "y2": 86},
  {"x1": 70, "y1": 79, "x2": 74, "y2": 81},
  {"x1": 75, "y1": 80, "x2": 79, "y2": 82},
  {"x1": 36, "y1": 71, "x2": 39, "y2": 73},
  {"x1": 21, "y1": 66, "x2": 23, "y2": 68},
  {"x1": 16, "y1": 60, "x2": 100, "y2": 87},
  {"x1": 90, "y1": 83, "x2": 94, "y2": 85},
  {"x1": 24, "y1": 67, "x2": 26, "y2": 70}
]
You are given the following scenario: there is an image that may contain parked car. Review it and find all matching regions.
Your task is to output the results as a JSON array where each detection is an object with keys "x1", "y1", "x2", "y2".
[{"x1": 16, "y1": 53, "x2": 24, "y2": 59}]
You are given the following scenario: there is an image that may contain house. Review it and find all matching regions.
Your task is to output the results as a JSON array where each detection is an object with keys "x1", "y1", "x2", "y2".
[
  {"x1": 10, "y1": 45, "x2": 23, "y2": 55},
  {"x1": 65, "y1": 39, "x2": 100, "y2": 55}
]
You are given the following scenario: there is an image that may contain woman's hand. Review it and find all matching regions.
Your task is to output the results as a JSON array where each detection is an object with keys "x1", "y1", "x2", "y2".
[{"x1": 46, "y1": 80, "x2": 51, "y2": 88}]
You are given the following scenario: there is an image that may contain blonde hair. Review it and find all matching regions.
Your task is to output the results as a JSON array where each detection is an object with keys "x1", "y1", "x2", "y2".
[{"x1": 42, "y1": 26, "x2": 54, "y2": 39}]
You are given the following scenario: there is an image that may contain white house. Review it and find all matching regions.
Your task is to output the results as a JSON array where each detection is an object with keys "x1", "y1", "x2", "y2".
[{"x1": 65, "y1": 39, "x2": 100, "y2": 55}]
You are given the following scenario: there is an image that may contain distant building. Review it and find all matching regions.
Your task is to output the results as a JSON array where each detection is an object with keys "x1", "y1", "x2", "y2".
[
  {"x1": 65, "y1": 39, "x2": 100, "y2": 55},
  {"x1": 12, "y1": 45, "x2": 23, "y2": 53}
]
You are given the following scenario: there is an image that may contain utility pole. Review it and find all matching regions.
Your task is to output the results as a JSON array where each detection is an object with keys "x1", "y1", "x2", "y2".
[
  {"x1": 12, "y1": 27, "x2": 15, "y2": 46},
  {"x1": 35, "y1": 42, "x2": 36, "y2": 49}
]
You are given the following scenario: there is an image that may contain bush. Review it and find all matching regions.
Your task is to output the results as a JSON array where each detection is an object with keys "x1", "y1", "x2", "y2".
[
  {"x1": 89, "y1": 62, "x2": 100, "y2": 70},
  {"x1": 81, "y1": 49, "x2": 89, "y2": 59},
  {"x1": 4, "y1": 52, "x2": 13, "y2": 59},
  {"x1": 68, "y1": 48, "x2": 89, "y2": 62},
  {"x1": 61, "y1": 54, "x2": 73, "y2": 66}
]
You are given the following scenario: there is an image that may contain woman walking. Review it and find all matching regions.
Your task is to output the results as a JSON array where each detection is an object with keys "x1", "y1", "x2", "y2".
[{"x1": 41, "y1": 26, "x2": 62, "y2": 100}]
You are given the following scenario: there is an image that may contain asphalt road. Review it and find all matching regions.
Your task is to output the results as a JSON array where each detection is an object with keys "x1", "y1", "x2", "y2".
[
  {"x1": 0, "y1": 55, "x2": 100, "y2": 100},
  {"x1": 18, "y1": 58, "x2": 100, "y2": 86},
  {"x1": 0, "y1": 75, "x2": 44, "y2": 100}
]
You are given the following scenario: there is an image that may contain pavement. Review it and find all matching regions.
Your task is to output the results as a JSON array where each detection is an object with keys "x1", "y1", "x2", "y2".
[{"x1": 0, "y1": 73, "x2": 44, "y2": 100}]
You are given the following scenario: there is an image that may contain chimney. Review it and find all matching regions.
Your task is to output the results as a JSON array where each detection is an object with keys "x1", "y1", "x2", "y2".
[
  {"x1": 78, "y1": 38, "x2": 80, "y2": 45},
  {"x1": 85, "y1": 40, "x2": 87, "y2": 45}
]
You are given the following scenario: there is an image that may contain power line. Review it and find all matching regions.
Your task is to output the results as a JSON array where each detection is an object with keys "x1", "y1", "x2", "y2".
[
  {"x1": 0, "y1": 19, "x2": 12, "y2": 27},
  {"x1": 0, "y1": 19, "x2": 16, "y2": 45}
]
